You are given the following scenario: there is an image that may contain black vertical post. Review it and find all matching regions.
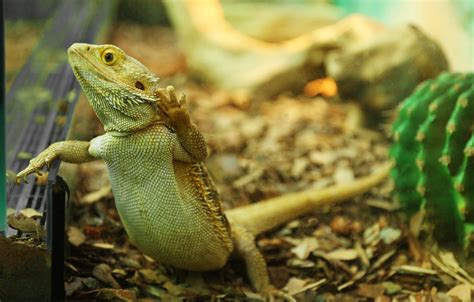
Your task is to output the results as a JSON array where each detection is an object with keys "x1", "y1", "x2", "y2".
[
  {"x1": 0, "y1": 0, "x2": 6, "y2": 237},
  {"x1": 48, "y1": 162, "x2": 68, "y2": 301}
]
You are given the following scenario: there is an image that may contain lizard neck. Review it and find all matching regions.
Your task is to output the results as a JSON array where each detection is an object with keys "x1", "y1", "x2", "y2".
[
  {"x1": 106, "y1": 119, "x2": 166, "y2": 137},
  {"x1": 89, "y1": 95, "x2": 158, "y2": 133}
]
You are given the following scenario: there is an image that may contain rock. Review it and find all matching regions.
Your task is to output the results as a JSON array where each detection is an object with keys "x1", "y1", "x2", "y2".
[
  {"x1": 221, "y1": 1, "x2": 341, "y2": 43},
  {"x1": 164, "y1": 0, "x2": 385, "y2": 98},
  {"x1": 326, "y1": 25, "x2": 448, "y2": 111}
]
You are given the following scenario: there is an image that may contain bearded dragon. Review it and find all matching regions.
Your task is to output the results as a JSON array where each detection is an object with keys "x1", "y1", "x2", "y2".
[{"x1": 16, "y1": 43, "x2": 391, "y2": 300}]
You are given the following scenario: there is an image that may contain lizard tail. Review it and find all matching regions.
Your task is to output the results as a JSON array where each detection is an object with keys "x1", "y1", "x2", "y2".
[{"x1": 225, "y1": 161, "x2": 393, "y2": 235}]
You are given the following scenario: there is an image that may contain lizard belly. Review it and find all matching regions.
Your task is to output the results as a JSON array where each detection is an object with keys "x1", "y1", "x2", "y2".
[
  {"x1": 109, "y1": 165, "x2": 230, "y2": 271},
  {"x1": 93, "y1": 129, "x2": 231, "y2": 271}
]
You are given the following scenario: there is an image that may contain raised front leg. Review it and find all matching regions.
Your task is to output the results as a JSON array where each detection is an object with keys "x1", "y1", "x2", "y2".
[
  {"x1": 156, "y1": 86, "x2": 208, "y2": 162},
  {"x1": 16, "y1": 141, "x2": 96, "y2": 183},
  {"x1": 232, "y1": 225, "x2": 295, "y2": 302}
]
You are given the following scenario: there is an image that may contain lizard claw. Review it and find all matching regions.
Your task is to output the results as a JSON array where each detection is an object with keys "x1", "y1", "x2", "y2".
[
  {"x1": 155, "y1": 85, "x2": 191, "y2": 127},
  {"x1": 16, "y1": 149, "x2": 58, "y2": 184},
  {"x1": 16, "y1": 174, "x2": 28, "y2": 184},
  {"x1": 166, "y1": 86, "x2": 179, "y2": 105},
  {"x1": 34, "y1": 168, "x2": 43, "y2": 176},
  {"x1": 178, "y1": 93, "x2": 187, "y2": 107},
  {"x1": 155, "y1": 88, "x2": 169, "y2": 109},
  {"x1": 16, "y1": 167, "x2": 42, "y2": 184},
  {"x1": 16, "y1": 169, "x2": 31, "y2": 184},
  {"x1": 45, "y1": 156, "x2": 54, "y2": 170}
]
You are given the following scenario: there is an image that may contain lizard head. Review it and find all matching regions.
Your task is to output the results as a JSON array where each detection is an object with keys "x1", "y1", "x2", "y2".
[{"x1": 68, "y1": 43, "x2": 160, "y2": 132}]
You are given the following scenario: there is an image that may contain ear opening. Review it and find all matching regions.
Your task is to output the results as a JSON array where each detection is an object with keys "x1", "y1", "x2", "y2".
[{"x1": 135, "y1": 81, "x2": 145, "y2": 90}]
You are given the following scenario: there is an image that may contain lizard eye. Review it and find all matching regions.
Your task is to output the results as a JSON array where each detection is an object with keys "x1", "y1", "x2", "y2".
[{"x1": 102, "y1": 51, "x2": 116, "y2": 65}]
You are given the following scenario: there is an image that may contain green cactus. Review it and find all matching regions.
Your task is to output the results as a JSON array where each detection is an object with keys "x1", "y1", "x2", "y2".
[{"x1": 390, "y1": 72, "x2": 474, "y2": 248}]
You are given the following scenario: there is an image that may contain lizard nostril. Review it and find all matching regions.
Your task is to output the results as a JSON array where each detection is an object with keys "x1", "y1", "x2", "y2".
[{"x1": 86, "y1": 46, "x2": 90, "y2": 51}]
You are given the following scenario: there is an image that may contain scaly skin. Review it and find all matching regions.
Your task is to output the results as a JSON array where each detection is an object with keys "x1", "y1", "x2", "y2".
[{"x1": 17, "y1": 43, "x2": 391, "y2": 300}]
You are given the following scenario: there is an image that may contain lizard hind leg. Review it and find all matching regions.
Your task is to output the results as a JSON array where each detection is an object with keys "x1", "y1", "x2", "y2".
[{"x1": 231, "y1": 225, "x2": 295, "y2": 302}]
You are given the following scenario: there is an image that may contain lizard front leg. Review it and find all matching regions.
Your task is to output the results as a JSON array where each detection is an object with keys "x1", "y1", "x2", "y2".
[
  {"x1": 155, "y1": 86, "x2": 208, "y2": 162},
  {"x1": 16, "y1": 141, "x2": 96, "y2": 183},
  {"x1": 232, "y1": 225, "x2": 295, "y2": 302}
]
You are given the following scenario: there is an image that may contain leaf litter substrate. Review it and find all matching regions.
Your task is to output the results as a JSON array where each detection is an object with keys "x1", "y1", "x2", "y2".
[{"x1": 62, "y1": 23, "x2": 472, "y2": 302}]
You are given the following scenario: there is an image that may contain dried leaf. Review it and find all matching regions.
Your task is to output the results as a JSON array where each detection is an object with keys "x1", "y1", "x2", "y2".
[
  {"x1": 92, "y1": 242, "x2": 115, "y2": 249},
  {"x1": 232, "y1": 167, "x2": 264, "y2": 187},
  {"x1": 309, "y1": 151, "x2": 337, "y2": 165},
  {"x1": 92, "y1": 263, "x2": 121, "y2": 289},
  {"x1": 366, "y1": 199, "x2": 399, "y2": 211},
  {"x1": 395, "y1": 265, "x2": 437, "y2": 276},
  {"x1": 162, "y1": 281, "x2": 185, "y2": 296},
  {"x1": 97, "y1": 288, "x2": 136, "y2": 302},
  {"x1": 333, "y1": 166, "x2": 355, "y2": 185},
  {"x1": 409, "y1": 209, "x2": 425, "y2": 237},
  {"x1": 284, "y1": 277, "x2": 309, "y2": 296},
  {"x1": 382, "y1": 281, "x2": 402, "y2": 295},
  {"x1": 357, "y1": 283, "x2": 385, "y2": 299},
  {"x1": 354, "y1": 241, "x2": 370, "y2": 267},
  {"x1": 438, "y1": 251, "x2": 461, "y2": 271},
  {"x1": 291, "y1": 158, "x2": 309, "y2": 177},
  {"x1": 438, "y1": 251, "x2": 474, "y2": 284},
  {"x1": 371, "y1": 250, "x2": 396, "y2": 270},
  {"x1": 285, "y1": 277, "x2": 326, "y2": 296},
  {"x1": 7, "y1": 214, "x2": 38, "y2": 233},
  {"x1": 141, "y1": 284, "x2": 174, "y2": 300},
  {"x1": 82, "y1": 278, "x2": 100, "y2": 290},
  {"x1": 431, "y1": 255, "x2": 474, "y2": 286},
  {"x1": 65, "y1": 262, "x2": 79, "y2": 273},
  {"x1": 364, "y1": 223, "x2": 381, "y2": 246},
  {"x1": 290, "y1": 237, "x2": 319, "y2": 260},
  {"x1": 143, "y1": 255, "x2": 156, "y2": 263},
  {"x1": 287, "y1": 258, "x2": 316, "y2": 268},
  {"x1": 379, "y1": 227, "x2": 401, "y2": 244},
  {"x1": 81, "y1": 185, "x2": 112, "y2": 204},
  {"x1": 447, "y1": 284, "x2": 471, "y2": 302},
  {"x1": 64, "y1": 277, "x2": 84, "y2": 297},
  {"x1": 286, "y1": 220, "x2": 300, "y2": 229},
  {"x1": 243, "y1": 290, "x2": 264, "y2": 300},
  {"x1": 326, "y1": 249, "x2": 358, "y2": 261},
  {"x1": 138, "y1": 269, "x2": 164, "y2": 284},
  {"x1": 112, "y1": 268, "x2": 127, "y2": 278},
  {"x1": 67, "y1": 226, "x2": 86, "y2": 247},
  {"x1": 240, "y1": 117, "x2": 265, "y2": 139},
  {"x1": 125, "y1": 271, "x2": 141, "y2": 286},
  {"x1": 19, "y1": 208, "x2": 42, "y2": 218},
  {"x1": 120, "y1": 257, "x2": 141, "y2": 269}
]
